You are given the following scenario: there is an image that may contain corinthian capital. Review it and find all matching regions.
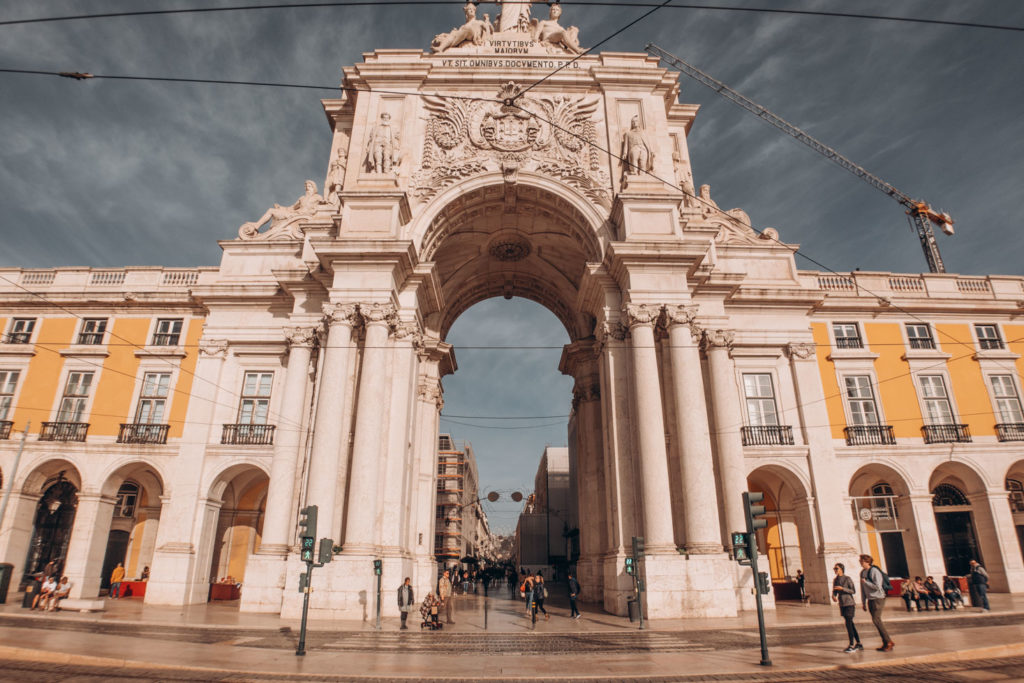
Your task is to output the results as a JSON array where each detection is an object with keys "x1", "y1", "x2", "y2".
[
  {"x1": 392, "y1": 319, "x2": 422, "y2": 342},
  {"x1": 702, "y1": 329, "x2": 735, "y2": 350},
  {"x1": 417, "y1": 380, "x2": 444, "y2": 408},
  {"x1": 359, "y1": 302, "x2": 397, "y2": 326},
  {"x1": 197, "y1": 338, "x2": 229, "y2": 358},
  {"x1": 284, "y1": 325, "x2": 318, "y2": 349},
  {"x1": 322, "y1": 302, "x2": 359, "y2": 325},
  {"x1": 664, "y1": 304, "x2": 698, "y2": 327},
  {"x1": 785, "y1": 342, "x2": 816, "y2": 360},
  {"x1": 623, "y1": 303, "x2": 660, "y2": 328}
]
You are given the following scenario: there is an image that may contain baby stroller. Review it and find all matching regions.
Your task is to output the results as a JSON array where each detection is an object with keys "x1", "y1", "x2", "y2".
[{"x1": 420, "y1": 593, "x2": 443, "y2": 630}]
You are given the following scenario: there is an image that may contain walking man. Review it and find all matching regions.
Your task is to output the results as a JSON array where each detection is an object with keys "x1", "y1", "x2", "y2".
[
  {"x1": 438, "y1": 569, "x2": 455, "y2": 624},
  {"x1": 567, "y1": 572, "x2": 581, "y2": 619},
  {"x1": 859, "y1": 554, "x2": 894, "y2": 652},
  {"x1": 397, "y1": 577, "x2": 414, "y2": 630},
  {"x1": 969, "y1": 559, "x2": 991, "y2": 611},
  {"x1": 109, "y1": 562, "x2": 125, "y2": 599}
]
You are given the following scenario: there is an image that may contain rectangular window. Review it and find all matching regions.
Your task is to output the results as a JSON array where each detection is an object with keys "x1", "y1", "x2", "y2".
[
  {"x1": 7, "y1": 318, "x2": 35, "y2": 344},
  {"x1": 906, "y1": 323, "x2": 935, "y2": 350},
  {"x1": 743, "y1": 373, "x2": 779, "y2": 426},
  {"x1": 135, "y1": 372, "x2": 171, "y2": 424},
  {"x1": 77, "y1": 318, "x2": 107, "y2": 345},
  {"x1": 0, "y1": 370, "x2": 19, "y2": 421},
  {"x1": 833, "y1": 322, "x2": 863, "y2": 349},
  {"x1": 237, "y1": 371, "x2": 273, "y2": 424},
  {"x1": 918, "y1": 375, "x2": 954, "y2": 425},
  {"x1": 975, "y1": 324, "x2": 1004, "y2": 350},
  {"x1": 152, "y1": 318, "x2": 183, "y2": 346},
  {"x1": 57, "y1": 371, "x2": 94, "y2": 422},
  {"x1": 991, "y1": 375, "x2": 1024, "y2": 423},
  {"x1": 844, "y1": 376, "x2": 880, "y2": 425}
]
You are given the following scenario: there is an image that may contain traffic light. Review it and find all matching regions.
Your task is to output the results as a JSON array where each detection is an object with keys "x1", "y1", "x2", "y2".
[
  {"x1": 298, "y1": 505, "x2": 318, "y2": 542},
  {"x1": 625, "y1": 556, "x2": 635, "y2": 575},
  {"x1": 632, "y1": 536, "x2": 645, "y2": 559},
  {"x1": 743, "y1": 492, "x2": 767, "y2": 532},
  {"x1": 300, "y1": 536, "x2": 315, "y2": 563},
  {"x1": 298, "y1": 571, "x2": 308, "y2": 593},
  {"x1": 318, "y1": 538, "x2": 334, "y2": 564},
  {"x1": 731, "y1": 531, "x2": 751, "y2": 564},
  {"x1": 757, "y1": 571, "x2": 771, "y2": 595},
  {"x1": 373, "y1": 559, "x2": 382, "y2": 576}
]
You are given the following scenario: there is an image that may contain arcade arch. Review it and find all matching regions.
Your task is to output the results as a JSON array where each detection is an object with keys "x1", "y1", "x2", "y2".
[
  {"x1": 202, "y1": 464, "x2": 269, "y2": 591},
  {"x1": 98, "y1": 463, "x2": 166, "y2": 592},
  {"x1": 928, "y1": 462, "x2": 1001, "y2": 584},
  {"x1": 1006, "y1": 462, "x2": 1024, "y2": 563},
  {"x1": 848, "y1": 464, "x2": 917, "y2": 580},
  {"x1": 747, "y1": 464, "x2": 818, "y2": 596}
]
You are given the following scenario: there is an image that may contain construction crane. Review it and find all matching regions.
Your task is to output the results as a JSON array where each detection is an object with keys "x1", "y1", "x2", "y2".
[{"x1": 647, "y1": 43, "x2": 955, "y2": 273}]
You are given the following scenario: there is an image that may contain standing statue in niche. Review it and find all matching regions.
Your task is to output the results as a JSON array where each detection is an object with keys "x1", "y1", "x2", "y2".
[
  {"x1": 364, "y1": 112, "x2": 400, "y2": 174},
  {"x1": 529, "y1": 3, "x2": 583, "y2": 54},
  {"x1": 622, "y1": 115, "x2": 654, "y2": 175},
  {"x1": 326, "y1": 143, "x2": 347, "y2": 206},
  {"x1": 431, "y1": 2, "x2": 494, "y2": 53},
  {"x1": 497, "y1": 0, "x2": 532, "y2": 32}
]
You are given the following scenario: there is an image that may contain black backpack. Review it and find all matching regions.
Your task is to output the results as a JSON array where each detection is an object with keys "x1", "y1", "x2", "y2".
[{"x1": 873, "y1": 565, "x2": 893, "y2": 594}]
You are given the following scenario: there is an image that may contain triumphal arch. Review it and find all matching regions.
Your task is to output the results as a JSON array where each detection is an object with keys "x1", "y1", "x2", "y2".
[{"x1": 146, "y1": 1, "x2": 859, "y2": 620}]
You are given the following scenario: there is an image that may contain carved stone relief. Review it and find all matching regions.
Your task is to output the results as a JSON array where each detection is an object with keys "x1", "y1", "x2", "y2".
[
  {"x1": 785, "y1": 342, "x2": 816, "y2": 360},
  {"x1": 284, "y1": 326, "x2": 319, "y2": 348},
  {"x1": 238, "y1": 181, "x2": 331, "y2": 240},
  {"x1": 197, "y1": 338, "x2": 229, "y2": 358},
  {"x1": 413, "y1": 82, "x2": 610, "y2": 208}
]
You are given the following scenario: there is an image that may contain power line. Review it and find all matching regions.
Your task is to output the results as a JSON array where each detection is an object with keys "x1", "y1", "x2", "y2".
[{"x1": 1, "y1": 2, "x2": 1020, "y2": 32}]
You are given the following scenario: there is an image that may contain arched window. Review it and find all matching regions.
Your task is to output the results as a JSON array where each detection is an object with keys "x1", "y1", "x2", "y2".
[
  {"x1": 932, "y1": 483, "x2": 969, "y2": 507},
  {"x1": 1007, "y1": 478, "x2": 1024, "y2": 513},
  {"x1": 870, "y1": 482, "x2": 896, "y2": 519},
  {"x1": 113, "y1": 482, "x2": 139, "y2": 518}
]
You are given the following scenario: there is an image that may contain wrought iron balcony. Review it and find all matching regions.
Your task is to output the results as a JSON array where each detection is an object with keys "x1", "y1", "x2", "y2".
[
  {"x1": 39, "y1": 421, "x2": 89, "y2": 441},
  {"x1": 922, "y1": 423, "x2": 971, "y2": 444},
  {"x1": 996, "y1": 423, "x2": 1024, "y2": 442},
  {"x1": 6, "y1": 332, "x2": 31, "y2": 344},
  {"x1": 117, "y1": 423, "x2": 170, "y2": 444},
  {"x1": 221, "y1": 423, "x2": 275, "y2": 445},
  {"x1": 844, "y1": 425, "x2": 896, "y2": 446},
  {"x1": 0, "y1": 420, "x2": 11, "y2": 439},
  {"x1": 151, "y1": 333, "x2": 181, "y2": 346},
  {"x1": 741, "y1": 425, "x2": 795, "y2": 446},
  {"x1": 76, "y1": 332, "x2": 105, "y2": 345},
  {"x1": 908, "y1": 337, "x2": 935, "y2": 350},
  {"x1": 834, "y1": 336, "x2": 863, "y2": 349}
]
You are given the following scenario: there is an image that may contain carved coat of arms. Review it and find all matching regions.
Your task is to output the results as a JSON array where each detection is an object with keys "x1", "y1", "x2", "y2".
[{"x1": 412, "y1": 82, "x2": 610, "y2": 207}]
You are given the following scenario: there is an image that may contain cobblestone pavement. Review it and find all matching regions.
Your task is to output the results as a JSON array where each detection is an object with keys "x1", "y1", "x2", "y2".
[
  {"x1": 0, "y1": 610, "x2": 1020, "y2": 654},
  {"x1": 1, "y1": 653, "x2": 1023, "y2": 682}
]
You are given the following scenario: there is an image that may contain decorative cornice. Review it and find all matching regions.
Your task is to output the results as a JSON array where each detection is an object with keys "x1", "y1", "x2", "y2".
[
  {"x1": 197, "y1": 338, "x2": 229, "y2": 358},
  {"x1": 284, "y1": 326, "x2": 319, "y2": 349},
  {"x1": 623, "y1": 303, "x2": 659, "y2": 328},
  {"x1": 785, "y1": 342, "x2": 816, "y2": 361}
]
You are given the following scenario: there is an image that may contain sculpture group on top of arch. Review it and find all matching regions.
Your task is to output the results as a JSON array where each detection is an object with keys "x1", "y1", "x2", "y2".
[{"x1": 431, "y1": 2, "x2": 583, "y2": 55}]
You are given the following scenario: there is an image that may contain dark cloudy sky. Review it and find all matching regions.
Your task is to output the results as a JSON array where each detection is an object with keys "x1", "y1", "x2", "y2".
[{"x1": 2, "y1": 1, "x2": 1022, "y2": 532}]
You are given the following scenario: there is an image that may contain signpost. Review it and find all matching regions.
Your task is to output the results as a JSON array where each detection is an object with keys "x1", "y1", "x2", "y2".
[
  {"x1": 373, "y1": 558, "x2": 383, "y2": 631},
  {"x1": 739, "y1": 492, "x2": 772, "y2": 667},
  {"x1": 295, "y1": 505, "x2": 331, "y2": 657}
]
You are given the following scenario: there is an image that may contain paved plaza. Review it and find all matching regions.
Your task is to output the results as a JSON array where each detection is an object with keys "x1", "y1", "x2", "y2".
[{"x1": 1, "y1": 587, "x2": 1023, "y2": 680}]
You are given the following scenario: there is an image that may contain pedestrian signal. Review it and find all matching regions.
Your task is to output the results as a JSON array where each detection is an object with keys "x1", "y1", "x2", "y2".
[
  {"x1": 743, "y1": 491, "x2": 767, "y2": 532},
  {"x1": 625, "y1": 556, "x2": 635, "y2": 575},
  {"x1": 373, "y1": 559, "x2": 382, "y2": 576},
  {"x1": 731, "y1": 531, "x2": 751, "y2": 564},
  {"x1": 757, "y1": 571, "x2": 771, "y2": 595},
  {"x1": 300, "y1": 536, "x2": 315, "y2": 563}
]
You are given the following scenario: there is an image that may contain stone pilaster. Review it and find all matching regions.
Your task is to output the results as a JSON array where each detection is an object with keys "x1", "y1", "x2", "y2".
[
  {"x1": 62, "y1": 492, "x2": 116, "y2": 598},
  {"x1": 343, "y1": 302, "x2": 396, "y2": 553},
  {"x1": 664, "y1": 305, "x2": 723, "y2": 554},
  {"x1": 624, "y1": 303, "x2": 675, "y2": 554},
  {"x1": 704, "y1": 329, "x2": 747, "y2": 545}
]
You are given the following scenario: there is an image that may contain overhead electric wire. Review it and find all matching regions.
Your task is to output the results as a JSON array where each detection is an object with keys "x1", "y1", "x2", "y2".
[{"x1": 1, "y1": 1, "x2": 1021, "y2": 32}]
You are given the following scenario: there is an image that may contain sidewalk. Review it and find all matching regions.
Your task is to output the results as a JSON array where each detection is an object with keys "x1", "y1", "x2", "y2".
[{"x1": 1, "y1": 589, "x2": 1022, "y2": 680}]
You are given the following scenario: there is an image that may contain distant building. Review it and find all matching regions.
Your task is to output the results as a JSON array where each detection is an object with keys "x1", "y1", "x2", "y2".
[
  {"x1": 434, "y1": 434, "x2": 492, "y2": 567},
  {"x1": 514, "y1": 446, "x2": 577, "y2": 571}
]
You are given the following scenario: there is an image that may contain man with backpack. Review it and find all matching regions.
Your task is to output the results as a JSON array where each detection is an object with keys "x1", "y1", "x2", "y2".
[
  {"x1": 859, "y1": 554, "x2": 894, "y2": 652},
  {"x1": 969, "y1": 559, "x2": 991, "y2": 611}
]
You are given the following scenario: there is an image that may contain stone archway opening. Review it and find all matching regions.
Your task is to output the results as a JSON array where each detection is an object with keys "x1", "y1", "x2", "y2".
[
  {"x1": 1006, "y1": 460, "x2": 1024, "y2": 564},
  {"x1": 204, "y1": 465, "x2": 268, "y2": 603},
  {"x1": 747, "y1": 465, "x2": 816, "y2": 599},
  {"x1": 98, "y1": 463, "x2": 165, "y2": 596},
  {"x1": 17, "y1": 461, "x2": 82, "y2": 586},
  {"x1": 928, "y1": 463, "x2": 991, "y2": 582},
  {"x1": 849, "y1": 464, "x2": 916, "y2": 580}
]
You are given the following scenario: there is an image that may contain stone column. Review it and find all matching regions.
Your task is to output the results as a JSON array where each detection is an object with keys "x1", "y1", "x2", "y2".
[
  {"x1": 379, "y1": 320, "x2": 420, "y2": 555},
  {"x1": 908, "y1": 493, "x2": 948, "y2": 578},
  {"x1": 665, "y1": 306, "x2": 723, "y2": 554},
  {"x1": 624, "y1": 303, "x2": 675, "y2": 554},
  {"x1": 343, "y1": 302, "x2": 394, "y2": 553},
  {"x1": 704, "y1": 329, "x2": 747, "y2": 543},
  {"x1": 306, "y1": 303, "x2": 358, "y2": 541},
  {"x1": 63, "y1": 492, "x2": 117, "y2": 598},
  {"x1": 260, "y1": 326, "x2": 317, "y2": 553},
  {"x1": 972, "y1": 491, "x2": 1024, "y2": 592}
]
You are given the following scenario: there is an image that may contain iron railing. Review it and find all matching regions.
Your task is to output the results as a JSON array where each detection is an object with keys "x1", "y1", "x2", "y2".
[
  {"x1": 151, "y1": 333, "x2": 181, "y2": 346},
  {"x1": 844, "y1": 425, "x2": 896, "y2": 446},
  {"x1": 979, "y1": 338, "x2": 1005, "y2": 350},
  {"x1": 39, "y1": 421, "x2": 89, "y2": 441},
  {"x1": 117, "y1": 423, "x2": 170, "y2": 444},
  {"x1": 0, "y1": 420, "x2": 11, "y2": 439},
  {"x1": 995, "y1": 423, "x2": 1024, "y2": 442},
  {"x1": 76, "y1": 332, "x2": 105, "y2": 345},
  {"x1": 741, "y1": 425, "x2": 794, "y2": 446},
  {"x1": 6, "y1": 332, "x2": 31, "y2": 344},
  {"x1": 908, "y1": 337, "x2": 935, "y2": 350},
  {"x1": 221, "y1": 423, "x2": 275, "y2": 445},
  {"x1": 922, "y1": 424, "x2": 971, "y2": 444},
  {"x1": 834, "y1": 336, "x2": 863, "y2": 349}
]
